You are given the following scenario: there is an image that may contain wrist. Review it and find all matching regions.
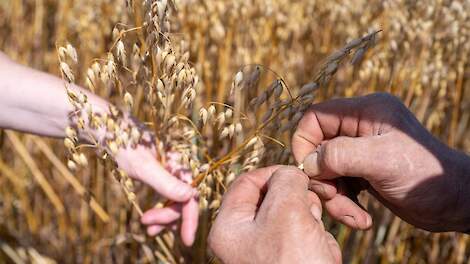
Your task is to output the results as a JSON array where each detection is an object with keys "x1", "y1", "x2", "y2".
[
  {"x1": 75, "y1": 105, "x2": 153, "y2": 157},
  {"x1": 65, "y1": 86, "x2": 152, "y2": 158}
]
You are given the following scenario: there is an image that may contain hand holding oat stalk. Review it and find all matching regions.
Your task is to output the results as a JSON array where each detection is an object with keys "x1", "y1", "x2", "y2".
[
  {"x1": 53, "y1": 0, "x2": 380, "y2": 249},
  {"x1": 0, "y1": 50, "x2": 199, "y2": 246}
]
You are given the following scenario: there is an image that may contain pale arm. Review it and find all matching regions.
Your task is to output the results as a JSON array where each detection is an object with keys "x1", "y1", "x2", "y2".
[
  {"x1": 0, "y1": 52, "x2": 108, "y2": 138},
  {"x1": 0, "y1": 52, "x2": 198, "y2": 245}
]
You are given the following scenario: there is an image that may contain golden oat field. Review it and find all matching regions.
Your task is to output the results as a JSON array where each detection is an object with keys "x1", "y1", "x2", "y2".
[{"x1": 0, "y1": 0, "x2": 469, "y2": 263}]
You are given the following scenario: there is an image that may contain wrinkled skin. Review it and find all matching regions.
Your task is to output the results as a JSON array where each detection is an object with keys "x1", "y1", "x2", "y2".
[
  {"x1": 292, "y1": 92, "x2": 470, "y2": 232},
  {"x1": 209, "y1": 166, "x2": 341, "y2": 264}
]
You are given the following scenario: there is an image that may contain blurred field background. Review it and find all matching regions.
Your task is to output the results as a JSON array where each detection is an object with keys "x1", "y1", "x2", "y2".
[{"x1": 0, "y1": 0, "x2": 469, "y2": 263}]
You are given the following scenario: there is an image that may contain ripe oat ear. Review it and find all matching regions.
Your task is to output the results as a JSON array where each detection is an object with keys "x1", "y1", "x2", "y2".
[{"x1": 5, "y1": 0, "x2": 466, "y2": 261}]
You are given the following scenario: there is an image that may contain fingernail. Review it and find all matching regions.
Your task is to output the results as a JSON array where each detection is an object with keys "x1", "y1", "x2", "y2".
[
  {"x1": 311, "y1": 205, "x2": 322, "y2": 222},
  {"x1": 304, "y1": 151, "x2": 320, "y2": 177},
  {"x1": 342, "y1": 215, "x2": 357, "y2": 228},
  {"x1": 365, "y1": 215, "x2": 372, "y2": 228}
]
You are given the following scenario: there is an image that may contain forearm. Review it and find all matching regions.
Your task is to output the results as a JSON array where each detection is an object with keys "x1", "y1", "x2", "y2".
[{"x1": 0, "y1": 52, "x2": 109, "y2": 139}]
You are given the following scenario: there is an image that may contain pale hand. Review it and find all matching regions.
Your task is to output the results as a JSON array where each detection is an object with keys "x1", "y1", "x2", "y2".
[
  {"x1": 0, "y1": 53, "x2": 199, "y2": 246},
  {"x1": 117, "y1": 146, "x2": 199, "y2": 246}
]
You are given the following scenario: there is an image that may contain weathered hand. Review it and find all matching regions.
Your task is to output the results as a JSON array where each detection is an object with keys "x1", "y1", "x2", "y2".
[
  {"x1": 292, "y1": 92, "x2": 470, "y2": 232},
  {"x1": 209, "y1": 166, "x2": 341, "y2": 264},
  {"x1": 116, "y1": 146, "x2": 198, "y2": 246}
]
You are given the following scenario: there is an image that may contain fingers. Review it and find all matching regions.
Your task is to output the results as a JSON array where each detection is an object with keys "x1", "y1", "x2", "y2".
[
  {"x1": 302, "y1": 136, "x2": 385, "y2": 182},
  {"x1": 217, "y1": 166, "x2": 280, "y2": 222},
  {"x1": 147, "y1": 225, "x2": 166, "y2": 236},
  {"x1": 292, "y1": 108, "x2": 325, "y2": 163},
  {"x1": 141, "y1": 205, "x2": 181, "y2": 225},
  {"x1": 257, "y1": 166, "x2": 311, "y2": 220},
  {"x1": 209, "y1": 166, "x2": 281, "y2": 261},
  {"x1": 308, "y1": 177, "x2": 372, "y2": 230},
  {"x1": 266, "y1": 166, "x2": 309, "y2": 197},
  {"x1": 115, "y1": 148, "x2": 196, "y2": 203},
  {"x1": 181, "y1": 196, "x2": 199, "y2": 246},
  {"x1": 309, "y1": 179, "x2": 337, "y2": 200},
  {"x1": 292, "y1": 97, "x2": 363, "y2": 163},
  {"x1": 141, "y1": 205, "x2": 181, "y2": 237},
  {"x1": 141, "y1": 196, "x2": 199, "y2": 245},
  {"x1": 117, "y1": 147, "x2": 198, "y2": 243},
  {"x1": 324, "y1": 193, "x2": 372, "y2": 230},
  {"x1": 138, "y1": 160, "x2": 196, "y2": 202}
]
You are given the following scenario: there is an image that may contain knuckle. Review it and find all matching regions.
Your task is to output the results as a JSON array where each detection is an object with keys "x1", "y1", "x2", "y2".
[
  {"x1": 270, "y1": 166, "x2": 306, "y2": 186},
  {"x1": 273, "y1": 166, "x2": 303, "y2": 178},
  {"x1": 322, "y1": 141, "x2": 340, "y2": 172},
  {"x1": 299, "y1": 107, "x2": 315, "y2": 124},
  {"x1": 323, "y1": 138, "x2": 352, "y2": 175},
  {"x1": 292, "y1": 130, "x2": 305, "y2": 147},
  {"x1": 233, "y1": 172, "x2": 255, "y2": 188}
]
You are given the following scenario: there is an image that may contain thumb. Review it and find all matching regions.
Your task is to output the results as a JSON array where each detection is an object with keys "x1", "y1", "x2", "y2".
[
  {"x1": 265, "y1": 166, "x2": 309, "y2": 200},
  {"x1": 257, "y1": 166, "x2": 312, "y2": 220},
  {"x1": 303, "y1": 135, "x2": 387, "y2": 182}
]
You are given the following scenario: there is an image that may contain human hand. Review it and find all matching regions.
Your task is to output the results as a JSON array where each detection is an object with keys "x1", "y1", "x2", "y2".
[
  {"x1": 0, "y1": 52, "x2": 199, "y2": 244},
  {"x1": 115, "y1": 147, "x2": 198, "y2": 246},
  {"x1": 292, "y1": 92, "x2": 470, "y2": 232},
  {"x1": 75, "y1": 111, "x2": 199, "y2": 246},
  {"x1": 208, "y1": 166, "x2": 341, "y2": 264}
]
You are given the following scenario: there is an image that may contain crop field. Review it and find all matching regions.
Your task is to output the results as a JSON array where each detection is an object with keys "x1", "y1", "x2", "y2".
[{"x1": 0, "y1": 0, "x2": 469, "y2": 263}]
